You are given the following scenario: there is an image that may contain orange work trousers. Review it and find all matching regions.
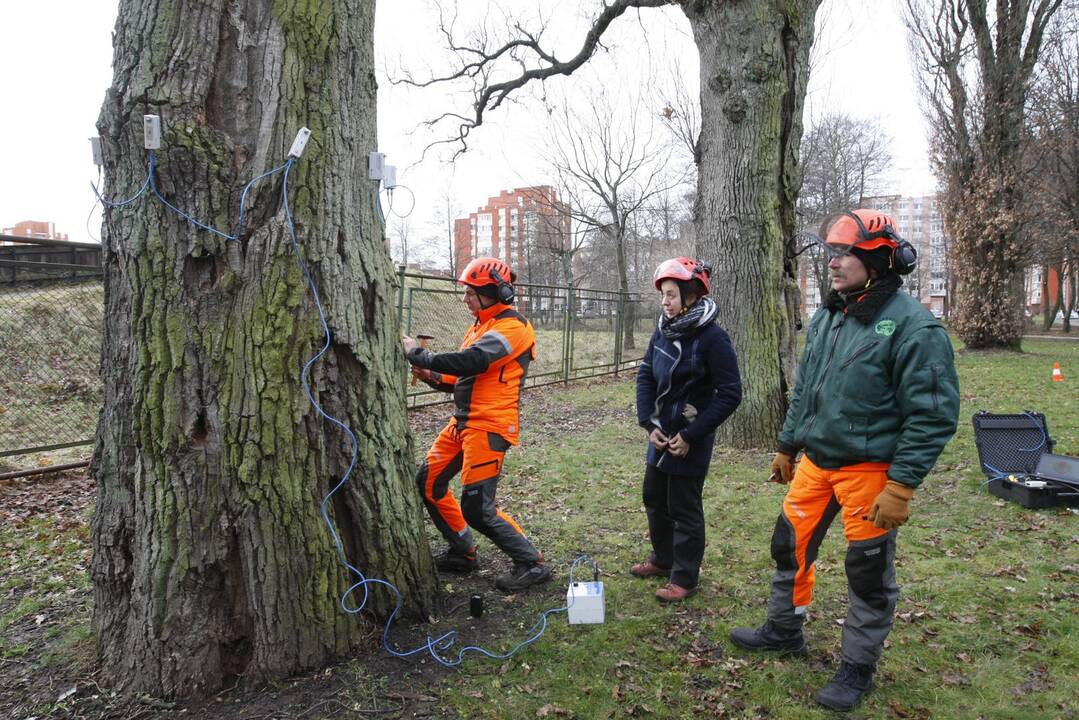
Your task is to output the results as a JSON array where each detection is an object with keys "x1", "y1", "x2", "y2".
[
  {"x1": 415, "y1": 420, "x2": 539, "y2": 565},
  {"x1": 766, "y1": 455, "x2": 899, "y2": 666}
]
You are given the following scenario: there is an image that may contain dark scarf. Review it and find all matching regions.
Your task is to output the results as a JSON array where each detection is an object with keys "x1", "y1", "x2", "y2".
[
  {"x1": 825, "y1": 274, "x2": 902, "y2": 324},
  {"x1": 659, "y1": 296, "x2": 718, "y2": 340}
]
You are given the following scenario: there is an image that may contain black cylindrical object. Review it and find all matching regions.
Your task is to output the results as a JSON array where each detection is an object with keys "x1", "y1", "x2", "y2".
[{"x1": 469, "y1": 594, "x2": 483, "y2": 618}]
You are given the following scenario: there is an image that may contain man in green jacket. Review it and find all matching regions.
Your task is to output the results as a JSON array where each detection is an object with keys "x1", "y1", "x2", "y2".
[{"x1": 730, "y1": 209, "x2": 960, "y2": 712}]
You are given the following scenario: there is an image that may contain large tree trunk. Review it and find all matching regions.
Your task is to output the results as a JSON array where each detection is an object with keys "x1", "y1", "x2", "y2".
[
  {"x1": 686, "y1": 0, "x2": 820, "y2": 447},
  {"x1": 947, "y1": 162, "x2": 1027, "y2": 349},
  {"x1": 91, "y1": 0, "x2": 437, "y2": 699}
]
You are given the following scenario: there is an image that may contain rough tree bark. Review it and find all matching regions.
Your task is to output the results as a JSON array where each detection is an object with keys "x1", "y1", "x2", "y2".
[
  {"x1": 91, "y1": 0, "x2": 437, "y2": 699},
  {"x1": 687, "y1": 0, "x2": 819, "y2": 446}
]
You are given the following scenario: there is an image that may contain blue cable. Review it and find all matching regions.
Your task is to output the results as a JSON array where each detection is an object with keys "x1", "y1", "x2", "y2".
[
  {"x1": 93, "y1": 151, "x2": 288, "y2": 240},
  {"x1": 281, "y1": 157, "x2": 586, "y2": 668},
  {"x1": 1017, "y1": 411, "x2": 1048, "y2": 453},
  {"x1": 981, "y1": 412, "x2": 1050, "y2": 485},
  {"x1": 91, "y1": 161, "x2": 151, "y2": 208}
]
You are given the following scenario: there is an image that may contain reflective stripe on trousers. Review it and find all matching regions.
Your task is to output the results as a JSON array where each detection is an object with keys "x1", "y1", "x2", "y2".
[
  {"x1": 766, "y1": 455, "x2": 900, "y2": 666},
  {"x1": 415, "y1": 420, "x2": 540, "y2": 565}
]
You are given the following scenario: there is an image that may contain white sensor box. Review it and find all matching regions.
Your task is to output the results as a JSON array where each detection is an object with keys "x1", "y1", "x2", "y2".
[
  {"x1": 566, "y1": 581, "x2": 605, "y2": 625},
  {"x1": 143, "y1": 115, "x2": 161, "y2": 150},
  {"x1": 289, "y1": 127, "x2": 311, "y2": 158},
  {"x1": 89, "y1": 137, "x2": 103, "y2": 166},
  {"x1": 384, "y1": 165, "x2": 398, "y2": 189},
  {"x1": 368, "y1": 151, "x2": 385, "y2": 180}
]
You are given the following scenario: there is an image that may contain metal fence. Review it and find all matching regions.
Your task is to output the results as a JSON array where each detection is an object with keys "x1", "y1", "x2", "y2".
[
  {"x1": 0, "y1": 237, "x2": 105, "y2": 463},
  {"x1": 0, "y1": 260, "x2": 650, "y2": 463},
  {"x1": 399, "y1": 269, "x2": 649, "y2": 408}
]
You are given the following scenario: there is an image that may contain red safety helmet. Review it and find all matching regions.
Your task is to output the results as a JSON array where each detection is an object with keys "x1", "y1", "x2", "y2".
[
  {"x1": 458, "y1": 256, "x2": 517, "y2": 303},
  {"x1": 824, "y1": 209, "x2": 901, "y2": 252},
  {"x1": 653, "y1": 256, "x2": 711, "y2": 295}
]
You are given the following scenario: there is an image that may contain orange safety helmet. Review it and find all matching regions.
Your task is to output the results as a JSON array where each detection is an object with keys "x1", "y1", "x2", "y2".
[
  {"x1": 653, "y1": 256, "x2": 712, "y2": 295},
  {"x1": 458, "y1": 256, "x2": 517, "y2": 303},
  {"x1": 823, "y1": 210, "x2": 917, "y2": 275},
  {"x1": 824, "y1": 209, "x2": 901, "y2": 252}
]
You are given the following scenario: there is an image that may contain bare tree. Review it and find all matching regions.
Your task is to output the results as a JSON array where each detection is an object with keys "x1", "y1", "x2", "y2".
[
  {"x1": 92, "y1": 0, "x2": 436, "y2": 698},
  {"x1": 797, "y1": 113, "x2": 893, "y2": 305},
  {"x1": 389, "y1": 216, "x2": 413, "y2": 267},
  {"x1": 1026, "y1": 8, "x2": 1079, "y2": 331},
  {"x1": 539, "y1": 91, "x2": 683, "y2": 350},
  {"x1": 398, "y1": 0, "x2": 822, "y2": 447},
  {"x1": 434, "y1": 188, "x2": 459, "y2": 276},
  {"x1": 906, "y1": 0, "x2": 1064, "y2": 349}
]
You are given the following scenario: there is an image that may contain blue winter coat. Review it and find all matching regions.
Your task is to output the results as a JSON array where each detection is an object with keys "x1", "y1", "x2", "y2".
[{"x1": 636, "y1": 321, "x2": 742, "y2": 476}]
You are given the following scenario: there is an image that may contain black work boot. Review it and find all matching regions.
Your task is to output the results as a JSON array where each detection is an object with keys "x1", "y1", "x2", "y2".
[
  {"x1": 435, "y1": 547, "x2": 478, "y2": 574},
  {"x1": 729, "y1": 620, "x2": 807, "y2": 656},
  {"x1": 814, "y1": 661, "x2": 875, "y2": 711},
  {"x1": 495, "y1": 562, "x2": 553, "y2": 593}
]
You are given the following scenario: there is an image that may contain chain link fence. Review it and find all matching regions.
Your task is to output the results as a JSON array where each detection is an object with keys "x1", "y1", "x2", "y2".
[
  {"x1": 1, "y1": 260, "x2": 651, "y2": 468},
  {"x1": 0, "y1": 238, "x2": 105, "y2": 467},
  {"x1": 399, "y1": 269, "x2": 649, "y2": 408}
]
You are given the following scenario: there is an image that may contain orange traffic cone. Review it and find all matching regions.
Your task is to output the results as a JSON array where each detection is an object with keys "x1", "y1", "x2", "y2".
[{"x1": 1051, "y1": 362, "x2": 1065, "y2": 382}]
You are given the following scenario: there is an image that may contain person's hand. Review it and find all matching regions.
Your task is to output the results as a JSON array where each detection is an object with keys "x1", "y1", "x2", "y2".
[
  {"x1": 667, "y1": 433, "x2": 690, "y2": 457},
  {"x1": 866, "y1": 481, "x2": 915, "y2": 530},
  {"x1": 411, "y1": 367, "x2": 435, "y2": 383},
  {"x1": 769, "y1": 452, "x2": 795, "y2": 484},
  {"x1": 402, "y1": 335, "x2": 419, "y2": 354},
  {"x1": 649, "y1": 428, "x2": 669, "y2": 451}
]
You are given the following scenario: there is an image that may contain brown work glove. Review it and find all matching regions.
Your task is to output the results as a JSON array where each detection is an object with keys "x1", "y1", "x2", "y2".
[
  {"x1": 769, "y1": 452, "x2": 795, "y2": 484},
  {"x1": 867, "y1": 480, "x2": 915, "y2": 530}
]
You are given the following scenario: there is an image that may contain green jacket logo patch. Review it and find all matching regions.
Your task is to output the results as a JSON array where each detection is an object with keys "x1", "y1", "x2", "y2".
[{"x1": 875, "y1": 320, "x2": 896, "y2": 336}]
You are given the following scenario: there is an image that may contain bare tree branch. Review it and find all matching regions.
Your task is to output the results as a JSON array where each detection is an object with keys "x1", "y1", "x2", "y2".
[{"x1": 395, "y1": 0, "x2": 682, "y2": 157}]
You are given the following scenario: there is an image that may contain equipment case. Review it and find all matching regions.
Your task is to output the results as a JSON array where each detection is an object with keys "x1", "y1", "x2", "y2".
[{"x1": 971, "y1": 411, "x2": 1078, "y2": 509}]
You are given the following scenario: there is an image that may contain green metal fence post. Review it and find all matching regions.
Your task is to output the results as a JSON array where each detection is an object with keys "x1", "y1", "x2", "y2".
[
  {"x1": 614, "y1": 291, "x2": 625, "y2": 375},
  {"x1": 563, "y1": 283, "x2": 572, "y2": 384},
  {"x1": 396, "y1": 264, "x2": 406, "y2": 319}
]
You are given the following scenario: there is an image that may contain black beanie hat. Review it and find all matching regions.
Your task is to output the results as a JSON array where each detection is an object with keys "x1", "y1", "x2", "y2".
[{"x1": 850, "y1": 246, "x2": 893, "y2": 279}]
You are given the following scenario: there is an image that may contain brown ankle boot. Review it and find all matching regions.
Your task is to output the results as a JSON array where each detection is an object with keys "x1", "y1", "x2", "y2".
[
  {"x1": 655, "y1": 583, "x2": 696, "y2": 603},
  {"x1": 630, "y1": 560, "x2": 670, "y2": 579}
]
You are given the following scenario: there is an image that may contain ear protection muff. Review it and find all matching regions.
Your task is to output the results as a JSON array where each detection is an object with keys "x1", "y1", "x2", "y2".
[
  {"x1": 843, "y1": 211, "x2": 917, "y2": 276},
  {"x1": 890, "y1": 239, "x2": 917, "y2": 275},
  {"x1": 488, "y1": 268, "x2": 515, "y2": 303}
]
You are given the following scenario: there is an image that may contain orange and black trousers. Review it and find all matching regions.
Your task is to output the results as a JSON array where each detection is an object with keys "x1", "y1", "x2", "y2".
[
  {"x1": 767, "y1": 455, "x2": 899, "y2": 667},
  {"x1": 415, "y1": 420, "x2": 540, "y2": 565}
]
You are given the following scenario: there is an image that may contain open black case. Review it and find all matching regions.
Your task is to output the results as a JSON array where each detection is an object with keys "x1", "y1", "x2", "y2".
[{"x1": 971, "y1": 411, "x2": 1079, "y2": 509}]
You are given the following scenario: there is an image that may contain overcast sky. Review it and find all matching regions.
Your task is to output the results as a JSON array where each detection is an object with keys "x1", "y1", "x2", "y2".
[{"x1": 0, "y1": 0, "x2": 934, "y2": 247}]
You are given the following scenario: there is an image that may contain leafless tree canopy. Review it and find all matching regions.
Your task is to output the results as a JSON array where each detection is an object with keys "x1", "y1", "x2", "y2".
[
  {"x1": 905, "y1": 0, "x2": 1064, "y2": 348},
  {"x1": 1025, "y1": 6, "x2": 1079, "y2": 329},
  {"x1": 396, "y1": 0, "x2": 681, "y2": 157},
  {"x1": 797, "y1": 113, "x2": 892, "y2": 304}
]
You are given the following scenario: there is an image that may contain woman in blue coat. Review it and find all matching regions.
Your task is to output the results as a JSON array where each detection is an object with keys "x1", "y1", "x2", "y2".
[{"x1": 633, "y1": 257, "x2": 742, "y2": 602}]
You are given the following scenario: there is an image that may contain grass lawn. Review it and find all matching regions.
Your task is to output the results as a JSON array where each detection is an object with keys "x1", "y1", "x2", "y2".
[{"x1": 1, "y1": 337, "x2": 1076, "y2": 719}]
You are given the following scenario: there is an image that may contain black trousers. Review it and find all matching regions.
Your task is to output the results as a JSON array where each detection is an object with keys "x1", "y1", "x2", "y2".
[{"x1": 642, "y1": 464, "x2": 706, "y2": 588}]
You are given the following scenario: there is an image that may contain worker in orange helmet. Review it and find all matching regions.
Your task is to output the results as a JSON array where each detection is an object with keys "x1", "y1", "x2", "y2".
[
  {"x1": 402, "y1": 257, "x2": 551, "y2": 593},
  {"x1": 729, "y1": 210, "x2": 960, "y2": 711}
]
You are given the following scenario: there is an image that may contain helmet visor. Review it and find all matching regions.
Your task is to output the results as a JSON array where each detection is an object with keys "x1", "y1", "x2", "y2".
[{"x1": 821, "y1": 242, "x2": 855, "y2": 261}]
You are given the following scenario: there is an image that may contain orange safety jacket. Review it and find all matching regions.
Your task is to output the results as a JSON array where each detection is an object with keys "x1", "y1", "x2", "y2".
[{"x1": 407, "y1": 303, "x2": 536, "y2": 444}]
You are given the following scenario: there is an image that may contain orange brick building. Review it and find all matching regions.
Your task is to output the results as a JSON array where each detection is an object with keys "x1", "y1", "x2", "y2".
[
  {"x1": 454, "y1": 186, "x2": 571, "y2": 284},
  {"x1": 1, "y1": 220, "x2": 69, "y2": 244}
]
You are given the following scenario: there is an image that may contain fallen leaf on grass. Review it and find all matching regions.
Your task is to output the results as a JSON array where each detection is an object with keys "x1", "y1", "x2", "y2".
[
  {"x1": 940, "y1": 671, "x2": 970, "y2": 686},
  {"x1": 536, "y1": 703, "x2": 573, "y2": 717},
  {"x1": 57, "y1": 686, "x2": 77, "y2": 702}
]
